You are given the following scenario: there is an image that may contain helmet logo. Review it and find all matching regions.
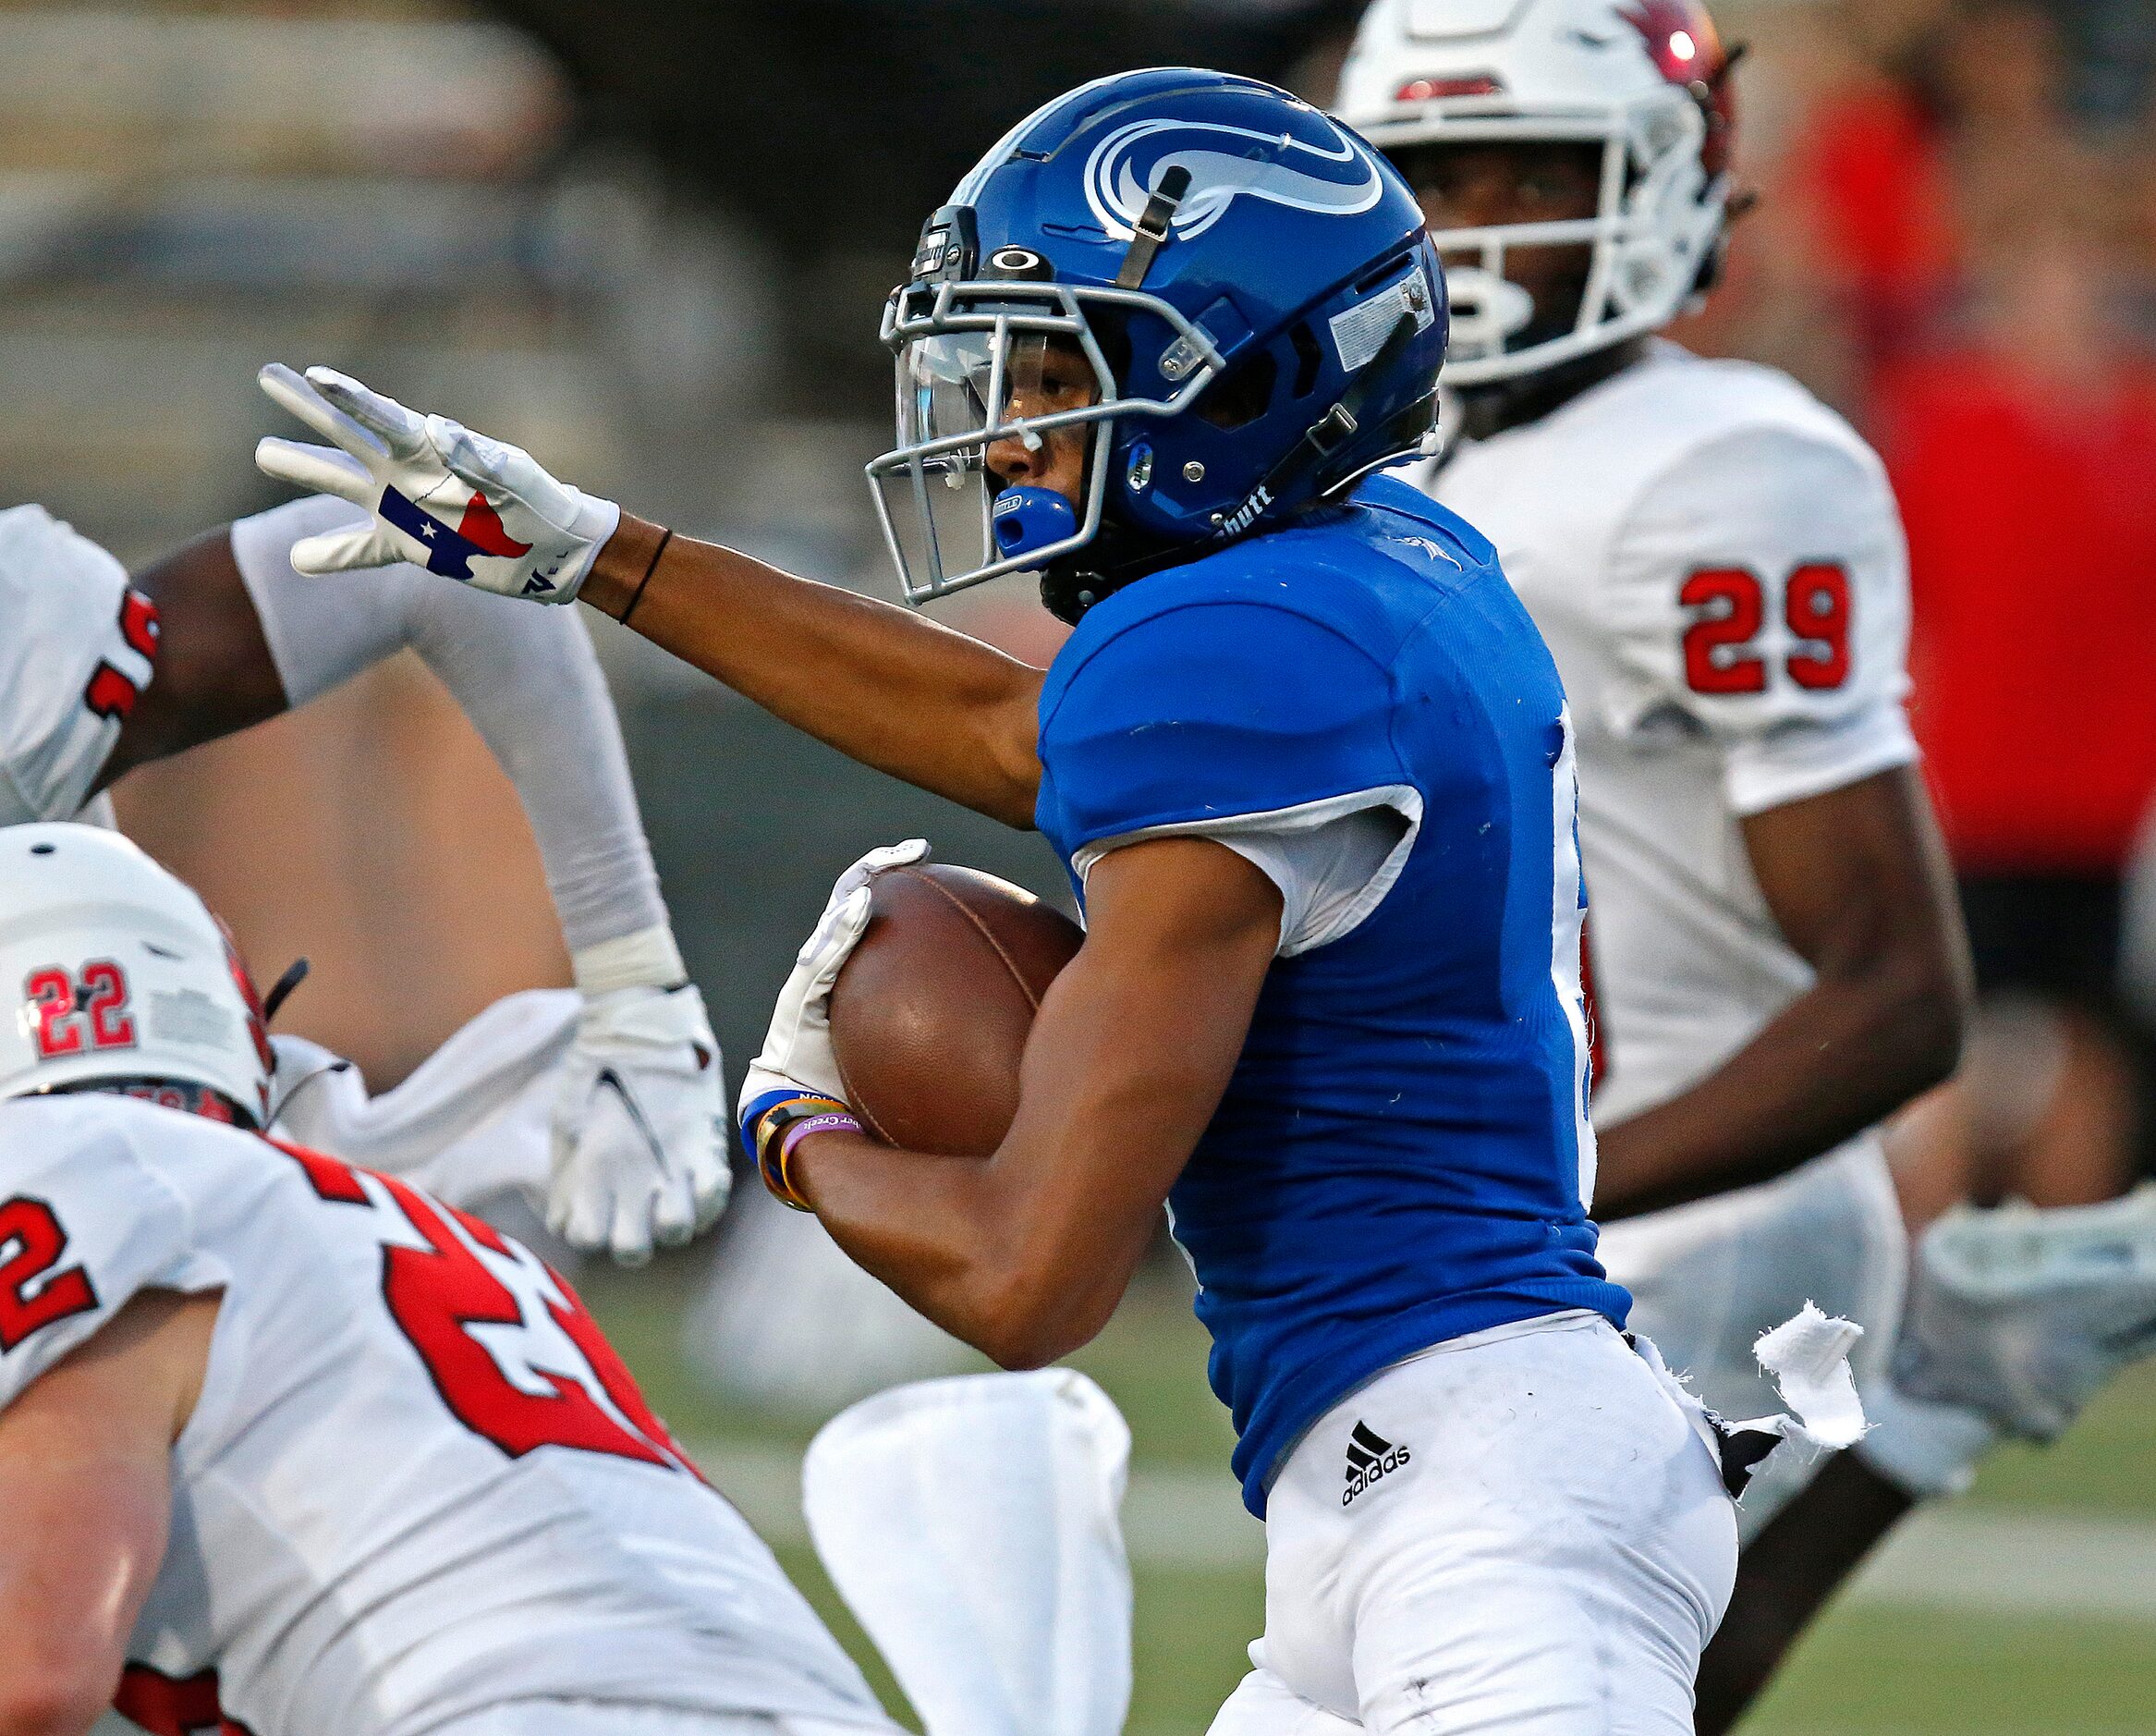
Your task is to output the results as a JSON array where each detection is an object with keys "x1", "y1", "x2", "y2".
[{"x1": 1084, "y1": 119, "x2": 1384, "y2": 242}]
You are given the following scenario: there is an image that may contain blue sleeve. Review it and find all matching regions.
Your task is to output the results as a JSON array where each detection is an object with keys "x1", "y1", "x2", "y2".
[{"x1": 1037, "y1": 600, "x2": 1404, "y2": 850}]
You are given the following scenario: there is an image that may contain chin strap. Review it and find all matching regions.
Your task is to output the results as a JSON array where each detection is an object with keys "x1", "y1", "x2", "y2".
[
  {"x1": 1042, "y1": 311, "x2": 1431, "y2": 624},
  {"x1": 1115, "y1": 166, "x2": 1191, "y2": 290},
  {"x1": 262, "y1": 956, "x2": 311, "y2": 1025},
  {"x1": 1208, "y1": 311, "x2": 1421, "y2": 544}
]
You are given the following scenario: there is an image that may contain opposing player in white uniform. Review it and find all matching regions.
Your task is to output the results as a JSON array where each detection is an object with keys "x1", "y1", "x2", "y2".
[
  {"x1": 1339, "y1": 0, "x2": 2156, "y2": 1724},
  {"x1": 0, "y1": 824, "x2": 886, "y2": 1736},
  {"x1": 0, "y1": 474, "x2": 728, "y2": 1262}
]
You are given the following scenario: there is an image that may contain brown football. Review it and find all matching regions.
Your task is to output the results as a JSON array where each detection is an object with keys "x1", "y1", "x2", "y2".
[{"x1": 828, "y1": 862, "x2": 1084, "y2": 1156}]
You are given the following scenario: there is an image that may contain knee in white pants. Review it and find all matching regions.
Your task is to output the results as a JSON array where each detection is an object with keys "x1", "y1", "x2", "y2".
[{"x1": 1208, "y1": 1664, "x2": 1363, "y2": 1736}]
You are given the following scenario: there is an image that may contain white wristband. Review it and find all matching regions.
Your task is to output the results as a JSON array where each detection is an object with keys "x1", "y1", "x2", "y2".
[{"x1": 572, "y1": 923, "x2": 688, "y2": 996}]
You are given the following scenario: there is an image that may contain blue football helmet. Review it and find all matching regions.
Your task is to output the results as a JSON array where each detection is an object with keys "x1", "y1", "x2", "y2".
[{"x1": 865, "y1": 67, "x2": 1448, "y2": 618}]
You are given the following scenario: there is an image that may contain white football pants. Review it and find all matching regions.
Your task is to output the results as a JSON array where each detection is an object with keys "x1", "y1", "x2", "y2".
[
  {"x1": 1208, "y1": 1313, "x2": 1737, "y2": 1736},
  {"x1": 1598, "y1": 1134, "x2": 1906, "y2": 1539}
]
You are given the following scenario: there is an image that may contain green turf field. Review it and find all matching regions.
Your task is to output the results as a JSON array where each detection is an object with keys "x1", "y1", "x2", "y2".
[{"x1": 583, "y1": 1255, "x2": 2156, "y2": 1736}]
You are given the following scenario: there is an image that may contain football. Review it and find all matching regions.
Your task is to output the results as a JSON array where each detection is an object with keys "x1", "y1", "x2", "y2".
[{"x1": 827, "y1": 862, "x2": 1084, "y2": 1156}]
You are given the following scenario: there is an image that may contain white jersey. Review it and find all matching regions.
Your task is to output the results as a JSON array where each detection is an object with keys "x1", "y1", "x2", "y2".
[
  {"x1": 0, "y1": 504, "x2": 157, "y2": 827},
  {"x1": 0, "y1": 1093, "x2": 885, "y2": 1736},
  {"x1": 1419, "y1": 341, "x2": 1918, "y2": 1123}
]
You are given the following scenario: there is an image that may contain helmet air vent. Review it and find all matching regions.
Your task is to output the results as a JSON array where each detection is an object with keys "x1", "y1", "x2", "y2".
[{"x1": 1290, "y1": 323, "x2": 1324, "y2": 397}]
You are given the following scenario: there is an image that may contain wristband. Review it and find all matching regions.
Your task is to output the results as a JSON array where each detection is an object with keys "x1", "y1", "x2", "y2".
[
  {"x1": 571, "y1": 923, "x2": 688, "y2": 996},
  {"x1": 762, "y1": 1112, "x2": 853, "y2": 1207},
  {"x1": 751, "y1": 1094, "x2": 848, "y2": 1206},
  {"x1": 767, "y1": 1111, "x2": 861, "y2": 1210}
]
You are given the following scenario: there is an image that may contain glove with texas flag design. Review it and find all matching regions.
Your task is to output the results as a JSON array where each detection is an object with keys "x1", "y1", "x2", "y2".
[{"x1": 253, "y1": 363, "x2": 620, "y2": 604}]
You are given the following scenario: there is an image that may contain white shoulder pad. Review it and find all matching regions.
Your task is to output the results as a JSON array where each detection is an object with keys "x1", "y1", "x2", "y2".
[
  {"x1": 1590, "y1": 370, "x2": 1914, "y2": 801},
  {"x1": 0, "y1": 1095, "x2": 210, "y2": 1414},
  {"x1": 0, "y1": 506, "x2": 152, "y2": 825}
]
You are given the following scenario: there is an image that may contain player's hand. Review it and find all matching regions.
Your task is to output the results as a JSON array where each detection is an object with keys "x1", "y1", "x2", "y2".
[
  {"x1": 738, "y1": 839, "x2": 928, "y2": 1206},
  {"x1": 551, "y1": 984, "x2": 730, "y2": 1265},
  {"x1": 253, "y1": 362, "x2": 620, "y2": 604}
]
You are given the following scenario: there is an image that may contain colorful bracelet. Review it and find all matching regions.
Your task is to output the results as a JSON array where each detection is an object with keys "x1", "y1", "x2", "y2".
[
  {"x1": 752, "y1": 1095, "x2": 851, "y2": 1209},
  {"x1": 752, "y1": 1094, "x2": 846, "y2": 1166},
  {"x1": 768, "y1": 1111, "x2": 862, "y2": 1210}
]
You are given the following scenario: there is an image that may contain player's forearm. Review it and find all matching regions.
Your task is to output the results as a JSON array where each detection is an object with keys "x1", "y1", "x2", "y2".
[
  {"x1": 786, "y1": 1132, "x2": 1126, "y2": 1369},
  {"x1": 0, "y1": 1296, "x2": 201, "y2": 1736},
  {"x1": 0, "y1": 1453, "x2": 162, "y2": 1736},
  {"x1": 1593, "y1": 957, "x2": 1965, "y2": 1221},
  {"x1": 100, "y1": 527, "x2": 287, "y2": 788},
  {"x1": 792, "y1": 1050, "x2": 1174, "y2": 1369},
  {"x1": 583, "y1": 516, "x2": 1045, "y2": 829},
  {"x1": 402, "y1": 577, "x2": 669, "y2": 960},
  {"x1": 794, "y1": 862, "x2": 1268, "y2": 1363}
]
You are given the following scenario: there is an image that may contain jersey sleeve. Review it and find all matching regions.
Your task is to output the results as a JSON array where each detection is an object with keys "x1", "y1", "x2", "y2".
[
  {"x1": 1085, "y1": 800, "x2": 1415, "y2": 958},
  {"x1": 0, "y1": 1106, "x2": 212, "y2": 1414},
  {"x1": 0, "y1": 506, "x2": 153, "y2": 826},
  {"x1": 1598, "y1": 424, "x2": 1918, "y2": 817},
  {"x1": 1041, "y1": 596, "x2": 1413, "y2": 904},
  {"x1": 269, "y1": 989, "x2": 572, "y2": 1205}
]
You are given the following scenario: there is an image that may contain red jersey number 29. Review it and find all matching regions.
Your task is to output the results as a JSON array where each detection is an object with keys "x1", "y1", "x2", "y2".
[{"x1": 1681, "y1": 563, "x2": 1852, "y2": 695}]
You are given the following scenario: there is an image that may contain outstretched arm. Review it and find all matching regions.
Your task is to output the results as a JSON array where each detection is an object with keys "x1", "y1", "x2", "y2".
[
  {"x1": 583, "y1": 515, "x2": 1045, "y2": 829},
  {"x1": 106, "y1": 499, "x2": 674, "y2": 961},
  {"x1": 98, "y1": 501, "x2": 728, "y2": 1262},
  {"x1": 763, "y1": 837, "x2": 1281, "y2": 1369},
  {"x1": 97, "y1": 529, "x2": 286, "y2": 782},
  {"x1": 0, "y1": 1290, "x2": 215, "y2": 1736},
  {"x1": 253, "y1": 363, "x2": 1046, "y2": 829},
  {"x1": 1592, "y1": 765, "x2": 1971, "y2": 1220}
]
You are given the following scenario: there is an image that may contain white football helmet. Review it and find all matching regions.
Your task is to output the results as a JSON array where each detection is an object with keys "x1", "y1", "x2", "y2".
[
  {"x1": 1336, "y1": 0, "x2": 1736, "y2": 385},
  {"x1": 0, "y1": 824, "x2": 272, "y2": 1124}
]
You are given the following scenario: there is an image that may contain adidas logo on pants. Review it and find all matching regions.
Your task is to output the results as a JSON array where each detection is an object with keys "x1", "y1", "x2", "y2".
[{"x1": 1342, "y1": 1420, "x2": 1408, "y2": 1506}]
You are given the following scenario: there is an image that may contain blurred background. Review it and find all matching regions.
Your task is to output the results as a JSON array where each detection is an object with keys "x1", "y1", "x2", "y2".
[{"x1": 7, "y1": 0, "x2": 2155, "y2": 1729}]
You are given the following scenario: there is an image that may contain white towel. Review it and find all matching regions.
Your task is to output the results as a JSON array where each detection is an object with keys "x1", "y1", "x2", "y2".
[{"x1": 803, "y1": 1369, "x2": 1134, "y2": 1736}]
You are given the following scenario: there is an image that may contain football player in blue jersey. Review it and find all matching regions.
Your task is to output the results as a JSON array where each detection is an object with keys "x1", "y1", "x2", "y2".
[{"x1": 256, "y1": 69, "x2": 1760, "y2": 1730}]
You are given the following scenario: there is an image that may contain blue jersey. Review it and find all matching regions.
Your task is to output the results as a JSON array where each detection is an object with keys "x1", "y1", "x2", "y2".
[{"x1": 1035, "y1": 475, "x2": 1630, "y2": 1515}]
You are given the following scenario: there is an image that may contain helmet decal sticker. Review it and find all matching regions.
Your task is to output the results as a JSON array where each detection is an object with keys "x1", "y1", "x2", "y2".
[
  {"x1": 1084, "y1": 119, "x2": 1386, "y2": 241},
  {"x1": 1329, "y1": 263, "x2": 1438, "y2": 372}
]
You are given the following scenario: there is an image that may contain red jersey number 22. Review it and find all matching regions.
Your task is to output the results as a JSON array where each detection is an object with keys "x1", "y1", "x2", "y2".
[
  {"x1": 0, "y1": 1197, "x2": 99, "y2": 1353},
  {"x1": 279, "y1": 1143, "x2": 699, "y2": 1475}
]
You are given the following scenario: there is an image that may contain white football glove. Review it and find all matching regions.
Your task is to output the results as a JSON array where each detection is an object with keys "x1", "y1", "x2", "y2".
[
  {"x1": 737, "y1": 838, "x2": 929, "y2": 1138},
  {"x1": 552, "y1": 983, "x2": 731, "y2": 1265},
  {"x1": 253, "y1": 362, "x2": 620, "y2": 604}
]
